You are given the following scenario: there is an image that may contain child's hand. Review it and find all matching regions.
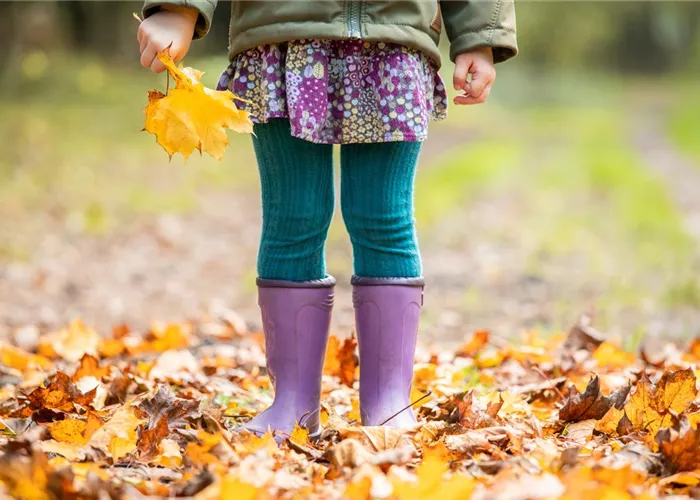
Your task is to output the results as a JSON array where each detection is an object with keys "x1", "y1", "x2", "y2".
[
  {"x1": 138, "y1": 5, "x2": 199, "y2": 73},
  {"x1": 452, "y1": 47, "x2": 495, "y2": 105}
]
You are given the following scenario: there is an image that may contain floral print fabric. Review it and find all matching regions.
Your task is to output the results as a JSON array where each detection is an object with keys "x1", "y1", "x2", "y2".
[{"x1": 216, "y1": 39, "x2": 447, "y2": 144}]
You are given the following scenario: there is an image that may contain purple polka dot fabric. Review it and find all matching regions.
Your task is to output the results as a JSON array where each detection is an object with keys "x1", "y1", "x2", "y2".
[{"x1": 216, "y1": 39, "x2": 447, "y2": 144}]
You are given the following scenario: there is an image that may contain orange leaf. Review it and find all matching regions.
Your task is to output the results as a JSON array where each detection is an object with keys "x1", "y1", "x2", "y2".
[
  {"x1": 27, "y1": 372, "x2": 96, "y2": 413},
  {"x1": 0, "y1": 343, "x2": 53, "y2": 372},
  {"x1": 72, "y1": 354, "x2": 109, "y2": 381},
  {"x1": 323, "y1": 335, "x2": 358, "y2": 386},
  {"x1": 456, "y1": 330, "x2": 489, "y2": 357}
]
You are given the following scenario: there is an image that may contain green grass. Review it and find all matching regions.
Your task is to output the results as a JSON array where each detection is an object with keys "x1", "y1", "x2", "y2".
[
  {"x1": 668, "y1": 90, "x2": 700, "y2": 162},
  {"x1": 0, "y1": 54, "x2": 257, "y2": 249},
  {"x1": 415, "y1": 139, "x2": 525, "y2": 227}
]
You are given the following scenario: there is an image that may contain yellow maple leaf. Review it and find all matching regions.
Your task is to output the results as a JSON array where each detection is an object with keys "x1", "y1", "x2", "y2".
[
  {"x1": 391, "y1": 455, "x2": 475, "y2": 500},
  {"x1": 87, "y1": 405, "x2": 144, "y2": 461},
  {"x1": 290, "y1": 422, "x2": 310, "y2": 445},
  {"x1": 595, "y1": 407, "x2": 625, "y2": 435},
  {"x1": 623, "y1": 370, "x2": 697, "y2": 435},
  {"x1": 0, "y1": 343, "x2": 53, "y2": 372},
  {"x1": 143, "y1": 48, "x2": 253, "y2": 160},
  {"x1": 39, "y1": 440, "x2": 85, "y2": 461},
  {"x1": 219, "y1": 474, "x2": 261, "y2": 500},
  {"x1": 592, "y1": 341, "x2": 635, "y2": 369},
  {"x1": 651, "y1": 368, "x2": 697, "y2": 415},
  {"x1": 152, "y1": 438, "x2": 183, "y2": 468},
  {"x1": 38, "y1": 319, "x2": 100, "y2": 363}
]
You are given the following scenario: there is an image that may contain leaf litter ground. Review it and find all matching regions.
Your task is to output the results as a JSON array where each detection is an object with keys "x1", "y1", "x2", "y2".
[{"x1": 0, "y1": 314, "x2": 699, "y2": 499}]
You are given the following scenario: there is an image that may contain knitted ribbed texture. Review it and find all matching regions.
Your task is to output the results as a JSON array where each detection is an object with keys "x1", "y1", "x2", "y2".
[
  {"x1": 252, "y1": 119, "x2": 423, "y2": 281},
  {"x1": 341, "y1": 141, "x2": 423, "y2": 278},
  {"x1": 252, "y1": 119, "x2": 334, "y2": 281}
]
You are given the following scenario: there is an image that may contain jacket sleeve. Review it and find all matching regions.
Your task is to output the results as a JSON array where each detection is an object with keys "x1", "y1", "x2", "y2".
[
  {"x1": 142, "y1": 0, "x2": 217, "y2": 39},
  {"x1": 440, "y1": 0, "x2": 518, "y2": 63}
]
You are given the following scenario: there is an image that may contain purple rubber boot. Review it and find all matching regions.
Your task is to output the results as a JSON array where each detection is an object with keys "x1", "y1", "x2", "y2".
[
  {"x1": 352, "y1": 276, "x2": 424, "y2": 428},
  {"x1": 244, "y1": 276, "x2": 335, "y2": 440}
]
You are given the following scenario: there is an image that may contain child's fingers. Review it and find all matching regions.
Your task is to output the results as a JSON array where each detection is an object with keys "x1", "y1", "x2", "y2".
[
  {"x1": 453, "y1": 84, "x2": 491, "y2": 105},
  {"x1": 151, "y1": 57, "x2": 167, "y2": 73},
  {"x1": 452, "y1": 55, "x2": 471, "y2": 91},
  {"x1": 139, "y1": 36, "x2": 148, "y2": 54},
  {"x1": 140, "y1": 43, "x2": 158, "y2": 70}
]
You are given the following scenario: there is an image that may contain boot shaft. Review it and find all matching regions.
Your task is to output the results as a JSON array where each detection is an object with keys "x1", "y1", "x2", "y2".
[{"x1": 352, "y1": 277, "x2": 424, "y2": 427}]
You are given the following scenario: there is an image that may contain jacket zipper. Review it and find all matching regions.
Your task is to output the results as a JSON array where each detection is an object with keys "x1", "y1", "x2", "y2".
[{"x1": 346, "y1": 0, "x2": 362, "y2": 39}]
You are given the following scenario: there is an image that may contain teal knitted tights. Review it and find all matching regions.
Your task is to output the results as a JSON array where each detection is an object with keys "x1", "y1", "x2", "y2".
[{"x1": 251, "y1": 119, "x2": 422, "y2": 281}]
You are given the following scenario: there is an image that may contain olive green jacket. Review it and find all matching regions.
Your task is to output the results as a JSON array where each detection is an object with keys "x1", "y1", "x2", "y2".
[{"x1": 143, "y1": 0, "x2": 517, "y2": 68}]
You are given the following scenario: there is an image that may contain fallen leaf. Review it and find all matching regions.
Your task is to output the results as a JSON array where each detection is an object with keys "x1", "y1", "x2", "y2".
[
  {"x1": 87, "y1": 404, "x2": 144, "y2": 461},
  {"x1": 290, "y1": 422, "x2": 310, "y2": 446},
  {"x1": 455, "y1": 330, "x2": 489, "y2": 357},
  {"x1": 138, "y1": 385, "x2": 201, "y2": 430},
  {"x1": 38, "y1": 319, "x2": 100, "y2": 363},
  {"x1": 45, "y1": 411, "x2": 102, "y2": 445},
  {"x1": 152, "y1": 438, "x2": 183, "y2": 468},
  {"x1": 592, "y1": 341, "x2": 636, "y2": 369},
  {"x1": 0, "y1": 343, "x2": 53, "y2": 372},
  {"x1": 559, "y1": 376, "x2": 630, "y2": 422},
  {"x1": 594, "y1": 407, "x2": 625, "y2": 435},
  {"x1": 656, "y1": 417, "x2": 700, "y2": 472},
  {"x1": 72, "y1": 354, "x2": 109, "y2": 382},
  {"x1": 26, "y1": 372, "x2": 96, "y2": 412},
  {"x1": 39, "y1": 440, "x2": 86, "y2": 461},
  {"x1": 623, "y1": 369, "x2": 697, "y2": 434},
  {"x1": 651, "y1": 368, "x2": 697, "y2": 415},
  {"x1": 323, "y1": 335, "x2": 358, "y2": 387},
  {"x1": 391, "y1": 454, "x2": 475, "y2": 500},
  {"x1": 137, "y1": 415, "x2": 169, "y2": 461},
  {"x1": 149, "y1": 349, "x2": 201, "y2": 381},
  {"x1": 219, "y1": 474, "x2": 262, "y2": 500}
]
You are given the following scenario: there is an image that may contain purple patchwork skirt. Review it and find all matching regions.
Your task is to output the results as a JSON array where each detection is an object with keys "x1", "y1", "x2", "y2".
[{"x1": 216, "y1": 39, "x2": 447, "y2": 144}]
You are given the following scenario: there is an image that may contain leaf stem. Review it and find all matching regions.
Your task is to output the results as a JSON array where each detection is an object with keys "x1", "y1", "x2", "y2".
[{"x1": 380, "y1": 391, "x2": 432, "y2": 426}]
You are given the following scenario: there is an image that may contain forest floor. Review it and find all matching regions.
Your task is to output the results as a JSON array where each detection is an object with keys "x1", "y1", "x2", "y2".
[{"x1": 0, "y1": 60, "x2": 699, "y2": 348}]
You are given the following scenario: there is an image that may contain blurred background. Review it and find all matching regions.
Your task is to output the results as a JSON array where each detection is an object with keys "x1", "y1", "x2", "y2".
[{"x1": 0, "y1": 1, "x2": 699, "y2": 347}]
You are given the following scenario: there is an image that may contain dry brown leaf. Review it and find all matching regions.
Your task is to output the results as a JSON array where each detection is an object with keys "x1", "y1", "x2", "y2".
[
  {"x1": 342, "y1": 426, "x2": 413, "y2": 453},
  {"x1": 656, "y1": 417, "x2": 700, "y2": 472},
  {"x1": 26, "y1": 372, "x2": 96, "y2": 413},
  {"x1": 559, "y1": 375, "x2": 630, "y2": 422},
  {"x1": 138, "y1": 385, "x2": 201, "y2": 430},
  {"x1": 137, "y1": 415, "x2": 169, "y2": 461}
]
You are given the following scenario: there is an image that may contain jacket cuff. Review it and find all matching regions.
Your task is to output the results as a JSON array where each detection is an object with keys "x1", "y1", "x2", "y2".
[
  {"x1": 449, "y1": 28, "x2": 518, "y2": 64},
  {"x1": 142, "y1": 0, "x2": 215, "y2": 40}
]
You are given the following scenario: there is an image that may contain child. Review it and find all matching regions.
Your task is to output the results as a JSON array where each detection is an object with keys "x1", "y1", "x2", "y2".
[{"x1": 138, "y1": 1, "x2": 517, "y2": 438}]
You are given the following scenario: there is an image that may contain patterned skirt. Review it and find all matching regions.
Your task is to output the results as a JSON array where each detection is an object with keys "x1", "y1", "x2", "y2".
[{"x1": 216, "y1": 39, "x2": 447, "y2": 144}]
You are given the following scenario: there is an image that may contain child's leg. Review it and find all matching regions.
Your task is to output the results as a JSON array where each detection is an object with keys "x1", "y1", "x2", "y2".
[
  {"x1": 339, "y1": 141, "x2": 422, "y2": 278},
  {"x1": 246, "y1": 119, "x2": 335, "y2": 440},
  {"x1": 252, "y1": 119, "x2": 334, "y2": 281},
  {"x1": 340, "y1": 141, "x2": 424, "y2": 428}
]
